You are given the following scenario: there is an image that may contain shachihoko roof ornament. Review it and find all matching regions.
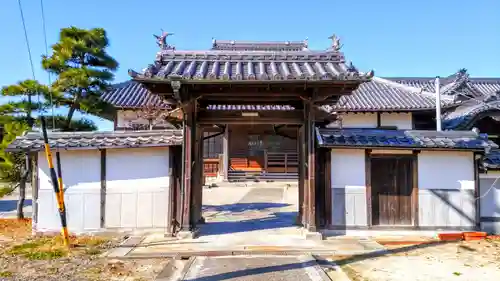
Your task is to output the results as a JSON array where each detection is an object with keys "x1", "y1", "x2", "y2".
[{"x1": 154, "y1": 30, "x2": 175, "y2": 50}]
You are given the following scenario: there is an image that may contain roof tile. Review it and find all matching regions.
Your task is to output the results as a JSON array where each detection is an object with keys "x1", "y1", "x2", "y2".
[
  {"x1": 316, "y1": 128, "x2": 497, "y2": 151},
  {"x1": 6, "y1": 130, "x2": 182, "y2": 152},
  {"x1": 101, "y1": 81, "x2": 173, "y2": 109}
]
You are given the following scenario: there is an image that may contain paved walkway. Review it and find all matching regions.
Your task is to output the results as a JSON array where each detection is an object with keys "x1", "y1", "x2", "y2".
[
  {"x1": 108, "y1": 183, "x2": 385, "y2": 280},
  {"x1": 0, "y1": 186, "x2": 32, "y2": 219},
  {"x1": 181, "y1": 255, "x2": 331, "y2": 281},
  {"x1": 122, "y1": 184, "x2": 384, "y2": 258}
]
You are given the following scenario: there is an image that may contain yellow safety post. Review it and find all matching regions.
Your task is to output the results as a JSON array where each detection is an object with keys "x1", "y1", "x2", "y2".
[{"x1": 40, "y1": 116, "x2": 70, "y2": 247}]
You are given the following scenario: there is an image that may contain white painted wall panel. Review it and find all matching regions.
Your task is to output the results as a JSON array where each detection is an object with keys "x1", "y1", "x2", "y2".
[
  {"x1": 418, "y1": 151, "x2": 475, "y2": 190},
  {"x1": 328, "y1": 113, "x2": 413, "y2": 130},
  {"x1": 328, "y1": 149, "x2": 477, "y2": 229},
  {"x1": 479, "y1": 173, "x2": 500, "y2": 233},
  {"x1": 330, "y1": 149, "x2": 368, "y2": 226},
  {"x1": 35, "y1": 147, "x2": 171, "y2": 233},
  {"x1": 105, "y1": 147, "x2": 169, "y2": 229},
  {"x1": 36, "y1": 150, "x2": 101, "y2": 233},
  {"x1": 417, "y1": 151, "x2": 476, "y2": 228},
  {"x1": 380, "y1": 113, "x2": 412, "y2": 129},
  {"x1": 331, "y1": 149, "x2": 365, "y2": 189}
]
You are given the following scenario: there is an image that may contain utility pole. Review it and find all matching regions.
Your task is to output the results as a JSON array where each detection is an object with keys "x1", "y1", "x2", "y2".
[{"x1": 435, "y1": 77, "x2": 442, "y2": 131}]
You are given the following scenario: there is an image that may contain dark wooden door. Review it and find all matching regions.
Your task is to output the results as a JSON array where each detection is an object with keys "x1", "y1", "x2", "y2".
[{"x1": 371, "y1": 156, "x2": 413, "y2": 226}]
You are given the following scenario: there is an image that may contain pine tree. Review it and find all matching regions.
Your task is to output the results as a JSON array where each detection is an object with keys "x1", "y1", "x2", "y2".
[{"x1": 41, "y1": 26, "x2": 118, "y2": 130}]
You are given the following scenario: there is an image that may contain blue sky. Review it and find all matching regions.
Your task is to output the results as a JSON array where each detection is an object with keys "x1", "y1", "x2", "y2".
[{"x1": 1, "y1": 0, "x2": 499, "y2": 130}]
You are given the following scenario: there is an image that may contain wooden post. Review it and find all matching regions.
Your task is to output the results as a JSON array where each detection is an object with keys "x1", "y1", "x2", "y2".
[
  {"x1": 223, "y1": 126, "x2": 229, "y2": 181},
  {"x1": 180, "y1": 102, "x2": 194, "y2": 232},
  {"x1": 306, "y1": 100, "x2": 317, "y2": 232},
  {"x1": 411, "y1": 151, "x2": 419, "y2": 228},
  {"x1": 100, "y1": 149, "x2": 106, "y2": 228},
  {"x1": 324, "y1": 148, "x2": 332, "y2": 227},
  {"x1": 365, "y1": 149, "x2": 372, "y2": 227},
  {"x1": 31, "y1": 153, "x2": 39, "y2": 234},
  {"x1": 195, "y1": 124, "x2": 205, "y2": 224},
  {"x1": 298, "y1": 125, "x2": 306, "y2": 226}
]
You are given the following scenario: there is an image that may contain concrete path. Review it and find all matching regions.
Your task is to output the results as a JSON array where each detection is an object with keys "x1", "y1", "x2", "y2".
[
  {"x1": 0, "y1": 186, "x2": 32, "y2": 218},
  {"x1": 181, "y1": 255, "x2": 331, "y2": 281},
  {"x1": 122, "y1": 184, "x2": 384, "y2": 258}
]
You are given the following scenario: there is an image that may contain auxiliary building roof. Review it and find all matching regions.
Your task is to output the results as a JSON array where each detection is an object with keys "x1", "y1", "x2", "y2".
[
  {"x1": 6, "y1": 130, "x2": 183, "y2": 152},
  {"x1": 316, "y1": 128, "x2": 497, "y2": 152}
]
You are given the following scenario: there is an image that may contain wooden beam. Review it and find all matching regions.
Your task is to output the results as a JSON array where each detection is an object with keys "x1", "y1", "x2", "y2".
[
  {"x1": 197, "y1": 117, "x2": 303, "y2": 125},
  {"x1": 198, "y1": 110, "x2": 304, "y2": 120},
  {"x1": 199, "y1": 100, "x2": 304, "y2": 108},
  {"x1": 100, "y1": 149, "x2": 107, "y2": 228}
]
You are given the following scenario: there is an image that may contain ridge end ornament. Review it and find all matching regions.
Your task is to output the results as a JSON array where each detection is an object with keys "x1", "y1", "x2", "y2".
[
  {"x1": 328, "y1": 34, "x2": 343, "y2": 51},
  {"x1": 154, "y1": 30, "x2": 175, "y2": 50}
]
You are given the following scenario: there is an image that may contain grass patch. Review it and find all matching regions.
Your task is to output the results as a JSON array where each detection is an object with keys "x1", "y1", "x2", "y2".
[
  {"x1": 6, "y1": 237, "x2": 69, "y2": 260},
  {"x1": 0, "y1": 271, "x2": 13, "y2": 278},
  {"x1": 3, "y1": 232, "x2": 112, "y2": 260}
]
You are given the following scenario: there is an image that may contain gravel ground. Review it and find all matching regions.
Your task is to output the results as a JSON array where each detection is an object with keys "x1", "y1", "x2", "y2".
[
  {"x1": 332, "y1": 239, "x2": 500, "y2": 281},
  {"x1": 0, "y1": 220, "x2": 169, "y2": 281}
]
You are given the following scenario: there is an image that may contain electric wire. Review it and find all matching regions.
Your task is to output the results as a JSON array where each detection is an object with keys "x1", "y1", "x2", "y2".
[
  {"x1": 39, "y1": 0, "x2": 56, "y2": 129},
  {"x1": 17, "y1": 0, "x2": 35, "y2": 81}
]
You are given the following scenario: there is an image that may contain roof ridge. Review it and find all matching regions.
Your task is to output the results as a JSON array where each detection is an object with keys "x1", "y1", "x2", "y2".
[{"x1": 372, "y1": 76, "x2": 455, "y2": 102}]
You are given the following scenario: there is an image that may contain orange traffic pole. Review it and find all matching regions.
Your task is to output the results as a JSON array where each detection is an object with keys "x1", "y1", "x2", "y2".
[{"x1": 40, "y1": 116, "x2": 70, "y2": 247}]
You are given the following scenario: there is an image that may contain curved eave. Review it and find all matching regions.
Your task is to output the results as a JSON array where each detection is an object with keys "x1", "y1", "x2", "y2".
[{"x1": 130, "y1": 74, "x2": 374, "y2": 86}]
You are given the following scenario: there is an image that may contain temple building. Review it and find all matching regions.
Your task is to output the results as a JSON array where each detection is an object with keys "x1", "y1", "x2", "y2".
[{"x1": 7, "y1": 35, "x2": 500, "y2": 237}]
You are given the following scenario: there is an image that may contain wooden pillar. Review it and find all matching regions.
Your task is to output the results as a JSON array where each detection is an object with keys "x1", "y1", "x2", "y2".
[
  {"x1": 305, "y1": 100, "x2": 317, "y2": 232},
  {"x1": 299, "y1": 124, "x2": 308, "y2": 226},
  {"x1": 180, "y1": 101, "x2": 195, "y2": 232},
  {"x1": 223, "y1": 125, "x2": 229, "y2": 181},
  {"x1": 31, "y1": 153, "x2": 39, "y2": 233},
  {"x1": 195, "y1": 125, "x2": 205, "y2": 224},
  {"x1": 100, "y1": 149, "x2": 107, "y2": 228},
  {"x1": 297, "y1": 126, "x2": 304, "y2": 225},
  {"x1": 474, "y1": 153, "x2": 480, "y2": 229},
  {"x1": 324, "y1": 148, "x2": 332, "y2": 227}
]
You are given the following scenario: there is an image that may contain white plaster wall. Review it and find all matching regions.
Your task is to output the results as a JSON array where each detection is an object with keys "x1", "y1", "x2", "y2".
[
  {"x1": 338, "y1": 113, "x2": 377, "y2": 128},
  {"x1": 330, "y1": 149, "x2": 367, "y2": 226},
  {"x1": 329, "y1": 112, "x2": 413, "y2": 129},
  {"x1": 479, "y1": 172, "x2": 500, "y2": 234},
  {"x1": 328, "y1": 149, "x2": 476, "y2": 229},
  {"x1": 331, "y1": 149, "x2": 365, "y2": 189},
  {"x1": 37, "y1": 150, "x2": 102, "y2": 233},
  {"x1": 35, "y1": 147, "x2": 170, "y2": 234},
  {"x1": 418, "y1": 151, "x2": 475, "y2": 190},
  {"x1": 417, "y1": 151, "x2": 476, "y2": 228},
  {"x1": 381, "y1": 113, "x2": 413, "y2": 129},
  {"x1": 105, "y1": 147, "x2": 169, "y2": 229}
]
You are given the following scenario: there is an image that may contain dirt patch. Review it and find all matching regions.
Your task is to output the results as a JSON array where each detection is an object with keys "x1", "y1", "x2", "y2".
[
  {"x1": 0, "y1": 219, "x2": 170, "y2": 280},
  {"x1": 331, "y1": 239, "x2": 500, "y2": 281}
]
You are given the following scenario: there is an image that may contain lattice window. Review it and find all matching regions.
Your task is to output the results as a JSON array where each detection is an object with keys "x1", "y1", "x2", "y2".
[{"x1": 203, "y1": 132, "x2": 223, "y2": 159}]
